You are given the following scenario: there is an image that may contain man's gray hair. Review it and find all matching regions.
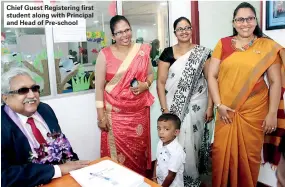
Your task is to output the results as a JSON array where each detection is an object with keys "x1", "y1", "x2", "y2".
[{"x1": 1, "y1": 67, "x2": 35, "y2": 94}]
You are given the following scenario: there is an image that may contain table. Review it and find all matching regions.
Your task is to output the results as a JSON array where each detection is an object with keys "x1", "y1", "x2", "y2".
[{"x1": 43, "y1": 157, "x2": 161, "y2": 187}]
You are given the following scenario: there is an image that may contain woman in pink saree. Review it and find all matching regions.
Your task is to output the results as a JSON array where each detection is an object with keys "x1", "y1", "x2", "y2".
[{"x1": 95, "y1": 15, "x2": 154, "y2": 176}]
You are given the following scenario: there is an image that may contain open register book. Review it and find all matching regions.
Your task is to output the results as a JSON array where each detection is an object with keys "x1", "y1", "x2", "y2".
[{"x1": 70, "y1": 160, "x2": 145, "y2": 187}]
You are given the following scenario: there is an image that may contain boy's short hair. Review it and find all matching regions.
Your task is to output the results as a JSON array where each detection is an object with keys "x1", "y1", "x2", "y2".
[
  {"x1": 279, "y1": 135, "x2": 285, "y2": 159},
  {"x1": 157, "y1": 113, "x2": 181, "y2": 129}
]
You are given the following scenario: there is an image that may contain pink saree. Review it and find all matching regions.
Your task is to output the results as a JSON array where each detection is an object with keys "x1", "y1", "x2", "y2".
[{"x1": 100, "y1": 43, "x2": 154, "y2": 176}]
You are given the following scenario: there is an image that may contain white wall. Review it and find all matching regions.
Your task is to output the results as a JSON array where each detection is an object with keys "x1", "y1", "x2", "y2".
[
  {"x1": 199, "y1": 1, "x2": 261, "y2": 50},
  {"x1": 42, "y1": 93, "x2": 100, "y2": 160},
  {"x1": 168, "y1": 0, "x2": 191, "y2": 45}
]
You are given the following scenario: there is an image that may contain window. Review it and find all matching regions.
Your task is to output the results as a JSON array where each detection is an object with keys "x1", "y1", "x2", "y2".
[
  {"x1": 1, "y1": 1, "x2": 50, "y2": 96},
  {"x1": 52, "y1": 1, "x2": 115, "y2": 94}
]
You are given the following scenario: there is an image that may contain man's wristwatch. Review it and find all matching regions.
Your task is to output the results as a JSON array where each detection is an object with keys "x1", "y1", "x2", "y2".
[{"x1": 161, "y1": 108, "x2": 167, "y2": 112}]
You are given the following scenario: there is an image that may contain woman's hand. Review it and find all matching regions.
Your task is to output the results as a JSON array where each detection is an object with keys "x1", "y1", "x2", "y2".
[
  {"x1": 130, "y1": 81, "x2": 148, "y2": 95},
  {"x1": 162, "y1": 108, "x2": 170, "y2": 114},
  {"x1": 218, "y1": 104, "x2": 235, "y2": 124},
  {"x1": 97, "y1": 115, "x2": 110, "y2": 132},
  {"x1": 204, "y1": 107, "x2": 214, "y2": 122},
  {"x1": 262, "y1": 113, "x2": 277, "y2": 134}
]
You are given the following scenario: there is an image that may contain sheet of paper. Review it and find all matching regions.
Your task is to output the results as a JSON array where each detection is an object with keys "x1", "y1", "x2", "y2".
[
  {"x1": 138, "y1": 183, "x2": 151, "y2": 187},
  {"x1": 53, "y1": 18, "x2": 86, "y2": 43},
  {"x1": 70, "y1": 160, "x2": 144, "y2": 187}
]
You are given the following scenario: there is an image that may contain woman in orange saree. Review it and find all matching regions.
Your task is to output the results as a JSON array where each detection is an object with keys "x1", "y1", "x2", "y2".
[
  {"x1": 95, "y1": 15, "x2": 154, "y2": 176},
  {"x1": 263, "y1": 49, "x2": 285, "y2": 167},
  {"x1": 208, "y1": 2, "x2": 284, "y2": 187}
]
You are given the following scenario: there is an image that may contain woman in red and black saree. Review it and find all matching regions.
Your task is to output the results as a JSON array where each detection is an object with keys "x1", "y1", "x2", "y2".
[
  {"x1": 95, "y1": 15, "x2": 154, "y2": 176},
  {"x1": 208, "y1": 2, "x2": 284, "y2": 187}
]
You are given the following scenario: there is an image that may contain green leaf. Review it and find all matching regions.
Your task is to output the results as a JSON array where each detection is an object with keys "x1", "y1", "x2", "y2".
[
  {"x1": 41, "y1": 50, "x2": 47, "y2": 59},
  {"x1": 58, "y1": 50, "x2": 63, "y2": 57},
  {"x1": 34, "y1": 75, "x2": 43, "y2": 83},
  {"x1": 72, "y1": 73, "x2": 91, "y2": 92},
  {"x1": 14, "y1": 54, "x2": 23, "y2": 63}
]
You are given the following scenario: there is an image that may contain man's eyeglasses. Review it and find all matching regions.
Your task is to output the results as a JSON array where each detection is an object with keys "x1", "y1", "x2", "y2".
[
  {"x1": 175, "y1": 26, "x2": 192, "y2": 33},
  {"x1": 114, "y1": 28, "x2": 131, "y2": 37},
  {"x1": 233, "y1": 16, "x2": 256, "y2": 24},
  {"x1": 8, "y1": 85, "x2": 40, "y2": 95}
]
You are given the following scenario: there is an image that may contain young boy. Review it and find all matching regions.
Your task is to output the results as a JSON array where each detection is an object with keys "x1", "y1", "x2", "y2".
[{"x1": 153, "y1": 113, "x2": 186, "y2": 187}]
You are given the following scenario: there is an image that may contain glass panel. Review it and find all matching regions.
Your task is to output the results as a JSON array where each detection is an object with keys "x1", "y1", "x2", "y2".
[
  {"x1": 1, "y1": 1, "x2": 50, "y2": 96},
  {"x1": 122, "y1": 1, "x2": 169, "y2": 71},
  {"x1": 53, "y1": 1, "x2": 116, "y2": 94}
]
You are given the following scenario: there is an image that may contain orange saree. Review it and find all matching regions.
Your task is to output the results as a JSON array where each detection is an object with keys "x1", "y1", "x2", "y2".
[
  {"x1": 211, "y1": 37, "x2": 284, "y2": 187},
  {"x1": 263, "y1": 49, "x2": 285, "y2": 166},
  {"x1": 100, "y1": 43, "x2": 154, "y2": 176}
]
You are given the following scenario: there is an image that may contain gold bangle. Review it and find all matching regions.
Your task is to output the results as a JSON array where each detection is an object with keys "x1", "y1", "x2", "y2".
[
  {"x1": 215, "y1": 103, "x2": 222, "y2": 109},
  {"x1": 146, "y1": 79, "x2": 152, "y2": 87},
  {"x1": 145, "y1": 82, "x2": 149, "y2": 89},
  {"x1": 97, "y1": 117, "x2": 105, "y2": 123},
  {"x1": 96, "y1": 101, "x2": 104, "y2": 108}
]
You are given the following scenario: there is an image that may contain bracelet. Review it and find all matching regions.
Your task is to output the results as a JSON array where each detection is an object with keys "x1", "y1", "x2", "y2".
[
  {"x1": 146, "y1": 79, "x2": 152, "y2": 87},
  {"x1": 214, "y1": 103, "x2": 222, "y2": 109},
  {"x1": 145, "y1": 82, "x2": 149, "y2": 89},
  {"x1": 97, "y1": 117, "x2": 106, "y2": 123},
  {"x1": 96, "y1": 101, "x2": 104, "y2": 108},
  {"x1": 161, "y1": 108, "x2": 167, "y2": 112}
]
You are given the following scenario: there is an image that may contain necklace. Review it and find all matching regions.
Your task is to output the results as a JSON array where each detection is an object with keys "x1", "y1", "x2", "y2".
[{"x1": 231, "y1": 36, "x2": 257, "y2": 51}]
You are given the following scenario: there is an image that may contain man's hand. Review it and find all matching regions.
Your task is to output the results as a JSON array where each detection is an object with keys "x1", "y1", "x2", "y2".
[{"x1": 59, "y1": 160, "x2": 90, "y2": 175}]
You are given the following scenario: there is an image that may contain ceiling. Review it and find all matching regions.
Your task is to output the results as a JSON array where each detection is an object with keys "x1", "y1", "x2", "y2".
[
  {"x1": 123, "y1": 1, "x2": 167, "y2": 24},
  {"x1": 1, "y1": 1, "x2": 168, "y2": 44}
]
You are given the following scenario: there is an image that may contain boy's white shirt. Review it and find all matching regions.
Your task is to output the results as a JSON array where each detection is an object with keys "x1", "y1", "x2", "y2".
[{"x1": 156, "y1": 138, "x2": 186, "y2": 187}]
